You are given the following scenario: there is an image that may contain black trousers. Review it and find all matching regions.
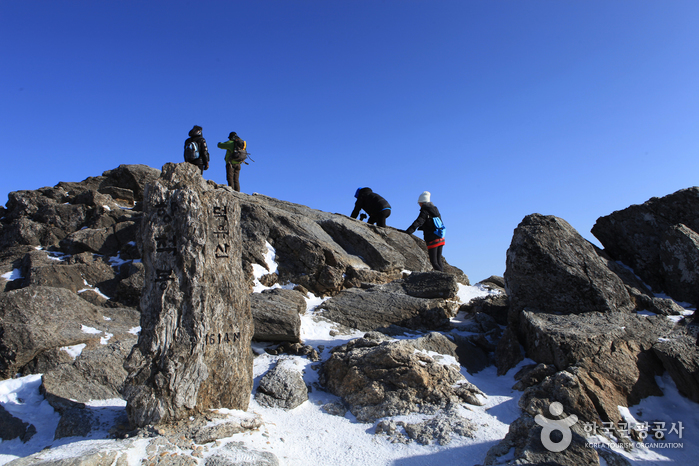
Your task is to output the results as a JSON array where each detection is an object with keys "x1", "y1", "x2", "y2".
[
  {"x1": 428, "y1": 245, "x2": 444, "y2": 272},
  {"x1": 226, "y1": 162, "x2": 241, "y2": 192},
  {"x1": 368, "y1": 209, "x2": 391, "y2": 227}
]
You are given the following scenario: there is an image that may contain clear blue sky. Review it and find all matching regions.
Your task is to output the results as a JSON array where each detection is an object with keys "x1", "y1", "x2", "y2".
[{"x1": 2, "y1": 1, "x2": 698, "y2": 282}]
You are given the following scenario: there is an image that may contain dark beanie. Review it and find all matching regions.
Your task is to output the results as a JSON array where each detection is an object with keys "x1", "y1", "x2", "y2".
[{"x1": 229, "y1": 132, "x2": 237, "y2": 139}]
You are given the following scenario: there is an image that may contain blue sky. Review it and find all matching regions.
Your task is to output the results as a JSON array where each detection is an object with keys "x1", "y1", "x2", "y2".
[{"x1": 2, "y1": 1, "x2": 698, "y2": 282}]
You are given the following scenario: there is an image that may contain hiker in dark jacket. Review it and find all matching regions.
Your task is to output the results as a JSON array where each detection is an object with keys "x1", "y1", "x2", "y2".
[
  {"x1": 405, "y1": 191, "x2": 445, "y2": 272},
  {"x1": 218, "y1": 132, "x2": 246, "y2": 192},
  {"x1": 351, "y1": 187, "x2": 391, "y2": 227},
  {"x1": 183, "y1": 125, "x2": 210, "y2": 175}
]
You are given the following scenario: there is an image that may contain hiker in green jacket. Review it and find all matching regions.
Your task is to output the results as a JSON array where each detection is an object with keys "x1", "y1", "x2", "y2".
[{"x1": 218, "y1": 132, "x2": 247, "y2": 192}]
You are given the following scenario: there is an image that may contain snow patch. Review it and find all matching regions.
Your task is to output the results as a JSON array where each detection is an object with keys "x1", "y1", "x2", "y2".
[{"x1": 60, "y1": 343, "x2": 86, "y2": 359}]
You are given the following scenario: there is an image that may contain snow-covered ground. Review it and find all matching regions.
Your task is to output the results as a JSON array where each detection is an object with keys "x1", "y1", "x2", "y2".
[{"x1": 1, "y1": 244, "x2": 697, "y2": 465}]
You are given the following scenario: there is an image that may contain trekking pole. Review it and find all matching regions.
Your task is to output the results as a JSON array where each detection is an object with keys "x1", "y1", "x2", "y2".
[{"x1": 244, "y1": 151, "x2": 255, "y2": 163}]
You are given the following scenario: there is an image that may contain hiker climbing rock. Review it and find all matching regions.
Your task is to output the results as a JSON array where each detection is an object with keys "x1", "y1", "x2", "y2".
[
  {"x1": 183, "y1": 125, "x2": 210, "y2": 175},
  {"x1": 405, "y1": 191, "x2": 446, "y2": 272},
  {"x1": 218, "y1": 132, "x2": 248, "y2": 192},
  {"x1": 351, "y1": 187, "x2": 391, "y2": 227}
]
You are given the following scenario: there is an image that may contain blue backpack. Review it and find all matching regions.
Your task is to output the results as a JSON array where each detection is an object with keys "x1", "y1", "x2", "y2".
[
  {"x1": 433, "y1": 217, "x2": 446, "y2": 238},
  {"x1": 184, "y1": 140, "x2": 200, "y2": 162}
]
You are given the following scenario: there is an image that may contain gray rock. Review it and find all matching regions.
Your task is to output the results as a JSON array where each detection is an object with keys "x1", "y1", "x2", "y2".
[
  {"x1": 659, "y1": 223, "x2": 699, "y2": 305},
  {"x1": 505, "y1": 214, "x2": 635, "y2": 325},
  {"x1": 0, "y1": 404, "x2": 36, "y2": 443},
  {"x1": 652, "y1": 331, "x2": 699, "y2": 403},
  {"x1": 53, "y1": 406, "x2": 94, "y2": 439},
  {"x1": 115, "y1": 261, "x2": 144, "y2": 307},
  {"x1": 592, "y1": 187, "x2": 699, "y2": 297},
  {"x1": 461, "y1": 278, "x2": 509, "y2": 326},
  {"x1": 123, "y1": 163, "x2": 253, "y2": 427},
  {"x1": 97, "y1": 186, "x2": 135, "y2": 206},
  {"x1": 404, "y1": 409, "x2": 476, "y2": 445},
  {"x1": 192, "y1": 418, "x2": 263, "y2": 444},
  {"x1": 101, "y1": 164, "x2": 162, "y2": 202},
  {"x1": 59, "y1": 227, "x2": 120, "y2": 256},
  {"x1": 321, "y1": 401, "x2": 347, "y2": 417},
  {"x1": 205, "y1": 442, "x2": 279, "y2": 466},
  {"x1": 517, "y1": 311, "x2": 674, "y2": 425},
  {"x1": 494, "y1": 326, "x2": 523, "y2": 376},
  {"x1": 21, "y1": 250, "x2": 120, "y2": 301},
  {"x1": 234, "y1": 192, "x2": 466, "y2": 295},
  {"x1": 512, "y1": 363, "x2": 557, "y2": 391},
  {"x1": 250, "y1": 288, "x2": 305, "y2": 343},
  {"x1": 452, "y1": 335, "x2": 493, "y2": 375},
  {"x1": 319, "y1": 338, "x2": 484, "y2": 423},
  {"x1": 0, "y1": 286, "x2": 138, "y2": 378},
  {"x1": 318, "y1": 285, "x2": 457, "y2": 332},
  {"x1": 42, "y1": 338, "x2": 136, "y2": 407},
  {"x1": 408, "y1": 332, "x2": 458, "y2": 359},
  {"x1": 482, "y1": 413, "x2": 600, "y2": 466},
  {"x1": 402, "y1": 271, "x2": 461, "y2": 298},
  {"x1": 255, "y1": 359, "x2": 308, "y2": 409},
  {"x1": 462, "y1": 293, "x2": 510, "y2": 327},
  {"x1": 2, "y1": 188, "x2": 91, "y2": 248},
  {"x1": 342, "y1": 265, "x2": 402, "y2": 289}
]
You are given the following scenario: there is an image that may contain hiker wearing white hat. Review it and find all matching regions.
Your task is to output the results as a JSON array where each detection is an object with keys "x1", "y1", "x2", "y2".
[{"x1": 405, "y1": 191, "x2": 446, "y2": 272}]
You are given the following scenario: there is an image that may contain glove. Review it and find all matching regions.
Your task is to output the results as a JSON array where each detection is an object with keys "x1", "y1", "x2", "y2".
[{"x1": 359, "y1": 213, "x2": 368, "y2": 221}]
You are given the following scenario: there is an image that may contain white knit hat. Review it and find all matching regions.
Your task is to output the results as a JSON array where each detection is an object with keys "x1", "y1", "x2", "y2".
[{"x1": 417, "y1": 191, "x2": 431, "y2": 203}]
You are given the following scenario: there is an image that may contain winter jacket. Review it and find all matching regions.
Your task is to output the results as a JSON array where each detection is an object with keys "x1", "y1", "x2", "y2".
[
  {"x1": 218, "y1": 137, "x2": 246, "y2": 164},
  {"x1": 351, "y1": 187, "x2": 391, "y2": 219},
  {"x1": 184, "y1": 127, "x2": 210, "y2": 167},
  {"x1": 406, "y1": 202, "x2": 443, "y2": 244}
]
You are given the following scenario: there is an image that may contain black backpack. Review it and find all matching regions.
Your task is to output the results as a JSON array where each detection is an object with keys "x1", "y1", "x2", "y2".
[
  {"x1": 184, "y1": 139, "x2": 200, "y2": 163},
  {"x1": 230, "y1": 139, "x2": 248, "y2": 162}
]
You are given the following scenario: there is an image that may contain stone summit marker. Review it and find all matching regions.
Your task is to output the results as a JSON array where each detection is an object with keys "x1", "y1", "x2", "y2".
[{"x1": 123, "y1": 163, "x2": 253, "y2": 427}]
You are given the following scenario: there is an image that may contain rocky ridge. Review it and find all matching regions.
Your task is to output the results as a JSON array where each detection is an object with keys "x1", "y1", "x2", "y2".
[{"x1": 1, "y1": 165, "x2": 698, "y2": 465}]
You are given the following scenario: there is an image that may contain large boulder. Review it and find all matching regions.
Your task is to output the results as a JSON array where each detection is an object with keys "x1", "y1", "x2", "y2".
[
  {"x1": 317, "y1": 282, "x2": 458, "y2": 332},
  {"x1": 250, "y1": 288, "x2": 306, "y2": 343},
  {"x1": 20, "y1": 249, "x2": 120, "y2": 301},
  {"x1": 518, "y1": 311, "x2": 673, "y2": 420},
  {"x1": 100, "y1": 164, "x2": 161, "y2": 202},
  {"x1": 401, "y1": 271, "x2": 460, "y2": 298},
  {"x1": 232, "y1": 191, "x2": 465, "y2": 295},
  {"x1": 0, "y1": 286, "x2": 139, "y2": 378},
  {"x1": 319, "y1": 334, "x2": 485, "y2": 423},
  {"x1": 122, "y1": 163, "x2": 254, "y2": 427},
  {"x1": 255, "y1": 359, "x2": 308, "y2": 409},
  {"x1": 591, "y1": 187, "x2": 699, "y2": 301},
  {"x1": 482, "y1": 413, "x2": 601, "y2": 466},
  {"x1": 41, "y1": 338, "x2": 137, "y2": 407},
  {"x1": 505, "y1": 214, "x2": 635, "y2": 325}
]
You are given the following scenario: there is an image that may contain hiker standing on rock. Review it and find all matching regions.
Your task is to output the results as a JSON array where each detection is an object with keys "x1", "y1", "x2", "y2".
[
  {"x1": 351, "y1": 187, "x2": 392, "y2": 227},
  {"x1": 405, "y1": 191, "x2": 446, "y2": 272},
  {"x1": 218, "y1": 132, "x2": 247, "y2": 192},
  {"x1": 183, "y1": 125, "x2": 210, "y2": 175}
]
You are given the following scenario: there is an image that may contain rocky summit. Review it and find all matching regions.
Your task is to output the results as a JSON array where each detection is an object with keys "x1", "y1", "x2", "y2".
[{"x1": 1, "y1": 164, "x2": 698, "y2": 465}]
